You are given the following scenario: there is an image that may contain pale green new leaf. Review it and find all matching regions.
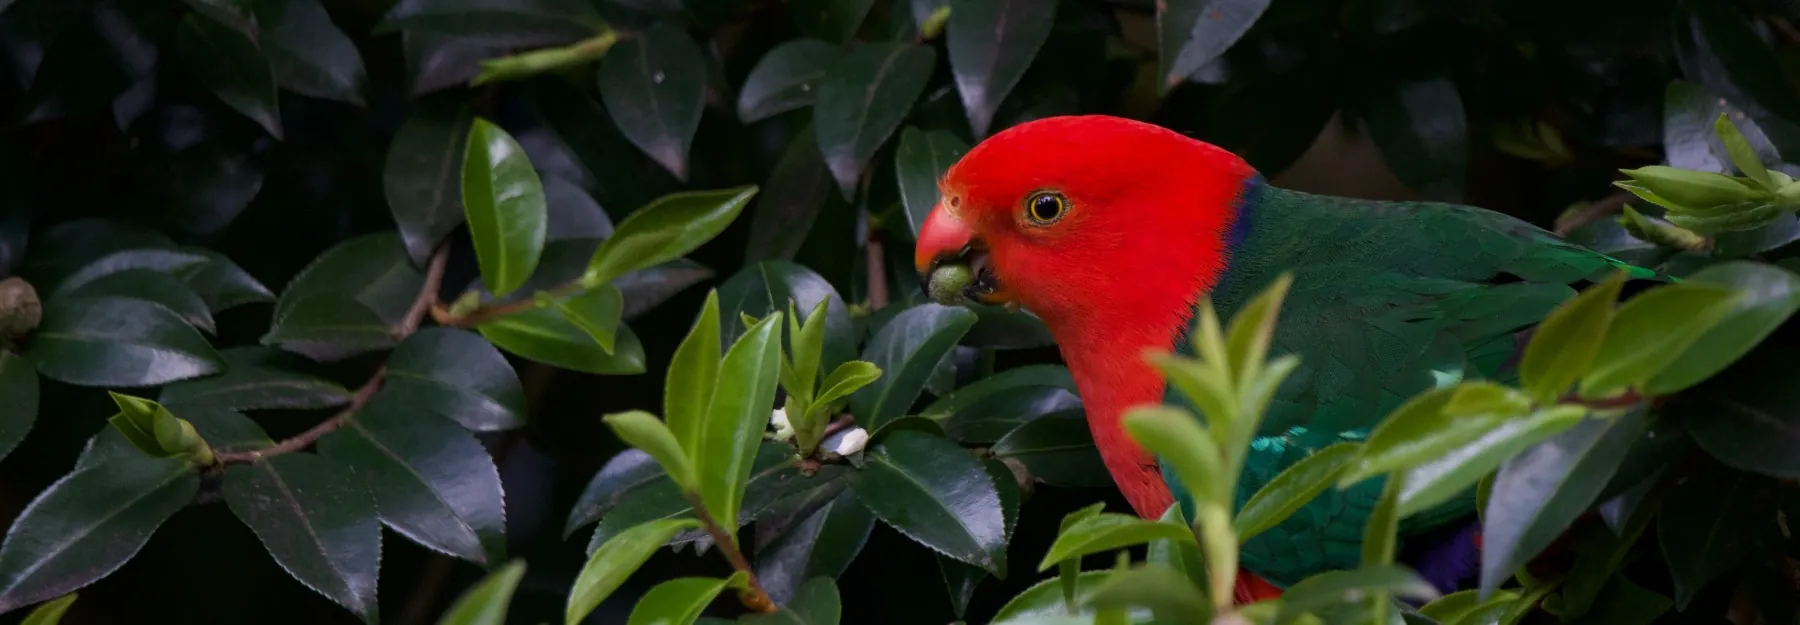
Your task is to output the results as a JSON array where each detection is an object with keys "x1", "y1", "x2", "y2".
[
  {"x1": 1518, "y1": 271, "x2": 1625, "y2": 403},
  {"x1": 566, "y1": 518, "x2": 701, "y2": 625},
  {"x1": 603, "y1": 411, "x2": 698, "y2": 492}
]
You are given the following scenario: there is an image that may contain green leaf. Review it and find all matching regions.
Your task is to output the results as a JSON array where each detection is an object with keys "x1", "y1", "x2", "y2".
[
  {"x1": 626, "y1": 575, "x2": 737, "y2": 625},
  {"x1": 1518, "y1": 271, "x2": 1625, "y2": 403},
  {"x1": 0, "y1": 351, "x2": 39, "y2": 463},
  {"x1": 256, "y1": 0, "x2": 368, "y2": 104},
  {"x1": 1715, "y1": 112, "x2": 1773, "y2": 189},
  {"x1": 737, "y1": 39, "x2": 837, "y2": 123},
  {"x1": 183, "y1": 0, "x2": 258, "y2": 37},
  {"x1": 586, "y1": 186, "x2": 759, "y2": 288},
  {"x1": 1567, "y1": 577, "x2": 1671, "y2": 625},
  {"x1": 1038, "y1": 513, "x2": 1195, "y2": 571},
  {"x1": 894, "y1": 127, "x2": 970, "y2": 236},
  {"x1": 789, "y1": 0, "x2": 874, "y2": 43},
  {"x1": 989, "y1": 571, "x2": 1118, "y2": 622},
  {"x1": 991, "y1": 412, "x2": 1110, "y2": 488},
  {"x1": 667, "y1": 290, "x2": 722, "y2": 461},
  {"x1": 477, "y1": 306, "x2": 647, "y2": 375},
  {"x1": 59, "y1": 268, "x2": 216, "y2": 333},
  {"x1": 697, "y1": 312, "x2": 785, "y2": 545},
  {"x1": 1479, "y1": 408, "x2": 1646, "y2": 596},
  {"x1": 1657, "y1": 467, "x2": 1768, "y2": 609},
  {"x1": 1617, "y1": 166, "x2": 1768, "y2": 209},
  {"x1": 1645, "y1": 261, "x2": 1800, "y2": 395},
  {"x1": 41, "y1": 247, "x2": 210, "y2": 301},
  {"x1": 223, "y1": 454, "x2": 380, "y2": 624},
  {"x1": 598, "y1": 22, "x2": 706, "y2": 181},
  {"x1": 1275, "y1": 565, "x2": 1438, "y2": 624},
  {"x1": 572, "y1": 443, "x2": 798, "y2": 548},
  {"x1": 922, "y1": 364, "x2": 1079, "y2": 442},
  {"x1": 0, "y1": 454, "x2": 198, "y2": 613},
  {"x1": 379, "y1": 0, "x2": 606, "y2": 47},
  {"x1": 566, "y1": 518, "x2": 702, "y2": 625},
  {"x1": 753, "y1": 486, "x2": 874, "y2": 606},
  {"x1": 850, "y1": 304, "x2": 978, "y2": 430},
  {"x1": 718, "y1": 261, "x2": 858, "y2": 377},
  {"x1": 1235, "y1": 442, "x2": 1360, "y2": 543},
  {"x1": 1085, "y1": 564, "x2": 1211, "y2": 623},
  {"x1": 814, "y1": 361, "x2": 884, "y2": 413},
  {"x1": 159, "y1": 347, "x2": 351, "y2": 412},
  {"x1": 814, "y1": 42, "x2": 937, "y2": 198},
  {"x1": 261, "y1": 296, "x2": 398, "y2": 360},
  {"x1": 265, "y1": 232, "x2": 424, "y2": 361},
  {"x1": 1147, "y1": 505, "x2": 1207, "y2": 590},
  {"x1": 32, "y1": 295, "x2": 226, "y2": 387},
  {"x1": 385, "y1": 327, "x2": 528, "y2": 431},
  {"x1": 462, "y1": 117, "x2": 548, "y2": 298},
  {"x1": 745, "y1": 126, "x2": 835, "y2": 264},
  {"x1": 945, "y1": 0, "x2": 1055, "y2": 137},
  {"x1": 1361, "y1": 77, "x2": 1468, "y2": 200},
  {"x1": 1120, "y1": 406, "x2": 1223, "y2": 509},
  {"x1": 385, "y1": 108, "x2": 474, "y2": 264},
  {"x1": 605, "y1": 410, "x2": 698, "y2": 491},
  {"x1": 176, "y1": 248, "x2": 276, "y2": 313},
  {"x1": 564, "y1": 450, "x2": 664, "y2": 538},
  {"x1": 435, "y1": 560, "x2": 526, "y2": 625},
  {"x1": 173, "y1": 13, "x2": 282, "y2": 138},
  {"x1": 1579, "y1": 282, "x2": 1740, "y2": 396},
  {"x1": 19, "y1": 593, "x2": 77, "y2": 625},
  {"x1": 1392, "y1": 406, "x2": 1587, "y2": 518},
  {"x1": 1344, "y1": 384, "x2": 1527, "y2": 484},
  {"x1": 555, "y1": 285, "x2": 625, "y2": 354},
  {"x1": 317, "y1": 392, "x2": 508, "y2": 567},
  {"x1": 847, "y1": 431, "x2": 1007, "y2": 573},
  {"x1": 1157, "y1": 0, "x2": 1271, "y2": 92}
]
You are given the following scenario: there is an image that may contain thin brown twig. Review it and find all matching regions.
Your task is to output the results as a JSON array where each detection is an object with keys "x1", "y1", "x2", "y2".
[
  {"x1": 215, "y1": 246, "x2": 450, "y2": 466},
  {"x1": 1553, "y1": 190, "x2": 1632, "y2": 236},
  {"x1": 682, "y1": 492, "x2": 777, "y2": 614},
  {"x1": 431, "y1": 281, "x2": 585, "y2": 328}
]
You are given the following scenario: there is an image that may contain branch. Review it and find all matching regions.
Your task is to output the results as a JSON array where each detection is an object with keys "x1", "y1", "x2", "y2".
[
  {"x1": 1553, "y1": 190, "x2": 1632, "y2": 236},
  {"x1": 215, "y1": 246, "x2": 450, "y2": 466},
  {"x1": 432, "y1": 281, "x2": 585, "y2": 328},
  {"x1": 682, "y1": 492, "x2": 778, "y2": 614}
]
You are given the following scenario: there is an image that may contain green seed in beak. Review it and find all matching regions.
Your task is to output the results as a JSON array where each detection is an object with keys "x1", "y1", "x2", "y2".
[{"x1": 927, "y1": 263, "x2": 975, "y2": 306}]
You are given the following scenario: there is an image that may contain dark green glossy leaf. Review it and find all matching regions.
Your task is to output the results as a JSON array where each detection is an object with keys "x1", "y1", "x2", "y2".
[
  {"x1": 618, "y1": 259, "x2": 716, "y2": 320},
  {"x1": 582, "y1": 443, "x2": 798, "y2": 553},
  {"x1": 1567, "y1": 577, "x2": 1672, "y2": 625},
  {"x1": 1479, "y1": 409, "x2": 1646, "y2": 595},
  {"x1": 718, "y1": 261, "x2": 856, "y2": 376},
  {"x1": 43, "y1": 248, "x2": 209, "y2": 300},
  {"x1": 1663, "y1": 81, "x2": 1785, "y2": 175},
  {"x1": 224, "y1": 454, "x2": 380, "y2": 624},
  {"x1": 991, "y1": 412, "x2": 1109, "y2": 488},
  {"x1": 921, "y1": 364, "x2": 1078, "y2": 443},
  {"x1": 946, "y1": 0, "x2": 1055, "y2": 137},
  {"x1": 1657, "y1": 467, "x2": 1769, "y2": 609},
  {"x1": 1646, "y1": 262, "x2": 1800, "y2": 395},
  {"x1": 19, "y1": 220, "x2": 172, "y2": 294},
  {"x1": 404, "y1": 31, "x2": 498, "y2": 96},
  {"x1": 565, "y1": 449, "x2": 661, "y2": 538},
  {"x1": 599, "y1": 22, "x2": 706, "y2": 181},
  {"x1": 625, "y1": 576, "x2": 734, "y2": 625},
  {"x1": 586, "y1": 186, "x2": 759, "y2": 288},
  {"x1": 1234, "y1": 442, "x2": 1359, "y2": 544},
  {"x1": 851, "y1": 304, "x2": 978, "y2": 430},
  {"x1": 556, "y1": 285, "x2": 625, "y2": 354},
  {"x1": 32, "y1": 295, "x2": 225, "y2": 387},
  {"x1": 476, "y1": 306, "x2": 646, "y2": 375},
  {"x1": 265, "y1": 232, "x2": 424, "y2": 360},
  {"x1": 262, "y1": 295, "x2": 399, "y2": 361},
  {"x1": 1361, "y1": 77, "x2": 1468, "y2": 200},
  {"x1": 385, "y1": 108, "x2": 474, "y2": 264},
  {"x1": 567, "y1": 518, "x2": 701, "y2": 625},
  {"x1": 436, "y1": 560, "x2": 525, "y2": 625},
  {"x1": 56, "y1": 269, "x2": 214, "y2": 335},
  {"x1": 815, "y1": 43, "x2": 937, "y2": 198},
  {"x1": 790, "y1": 0, "x2": 874, "y2": 43},
  {"x1": 0, "y1": 351, "x2": 37, "y2": 462},
  {"x1": 388, "y1": 327, "x2": 527, "y2": 432},
  {"x1": 174, "y1": 13, "x2": 281, "y2": 138},
  {"x1": 379, "y1": 0, "x2": 606, "y2": 47},
  {"x1": 737, "y1": 39, "x2": 837, "y2": 123},
  {"x1": 256, "y1": 0, "x2": 368, "y2": 104},
  {"x1": 0, "y1": 453, "x2": 197, "y2": 613},
  {"x1": 847, "y1": 431, "x2": 1006, "y2": 573},
  {"x1": 319, "y1": 391, "x2": 507, "y2": 567},
  {"x1": 159, "y1": 346, "x2": 350, "y2": 412},
  {"x1": 463, "y1": 118, "x2": 548, "y2": 298},
  {"x1": 698, "y1": 313, "x2": 784, "y2": 544},
  {"x1": 745, "y1": 126, "x2": 833, "y2": 264},
  {"x1": 1038, "y1": 513, "x2": 1194, "y2": 571},
  {"x1": 989, "y1": 571, "x2": 1116, "y2": 622},
  {"x1": 753, "y1": 487, "x2": 872, "y2": 607},
  {"x1": 175, "y1": 248, "x2": 275, "y2": 313},
  {"x1": 1158, "y1": 0, "x2": 1270, "y2": 91},
  {"x1": 543, "y1": 174, "x2": 615, "y2": 241},
  {"x1": 894, "y1": 127, "x2": 969, "y2": 237}
]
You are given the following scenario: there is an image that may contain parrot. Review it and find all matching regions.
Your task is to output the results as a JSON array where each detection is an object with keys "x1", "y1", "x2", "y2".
[{"x1": 911, "y1": 115, "x2": 1657, "y2": 603}]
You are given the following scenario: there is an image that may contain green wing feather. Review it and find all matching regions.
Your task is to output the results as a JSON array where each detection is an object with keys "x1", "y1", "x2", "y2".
[{"x1": 1160, "y1": 181, "x2": 1659, "y2": 586}]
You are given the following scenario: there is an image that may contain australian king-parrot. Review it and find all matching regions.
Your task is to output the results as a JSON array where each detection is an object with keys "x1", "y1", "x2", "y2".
[{"x1": 911, "y1": 115, "x2": 1656, "y2": 603}]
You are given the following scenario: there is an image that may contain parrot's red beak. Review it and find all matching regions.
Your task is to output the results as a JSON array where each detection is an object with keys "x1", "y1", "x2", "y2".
[{"x1": 914, "y1": 200, "x2": 1009, "y2": 307}]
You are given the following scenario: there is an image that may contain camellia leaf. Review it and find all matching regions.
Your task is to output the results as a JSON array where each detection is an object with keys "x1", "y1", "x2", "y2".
[
  {"x1": 894, "y1": 127, "x2": 969, "y2": 236},
  {"x1": 846, "y1": 431, "x2": 1007, "y2": 573},
  {"x1": 1157, "y1": 0, "x2": 1272, "y2": 92},
  {"x1": 790, "y1": 0, "x2": 874, "y2": 43},
  {"x1": 175, "y1": 247, "x2": 276, "y2": 313},
  {"x1": 1120, "y1": 406, "x2": 1224, "y2": 511},
  {"x1": 745, "y1": 126, "x2": 835, "y2": 264},
  {"x1": 618, "y1": 259, "x2": 715, "y2": 320},
  {"x1": 581, "y1": 443, "x2": 798, "y2": 552},
  {"x1": 564, "y1": 450, "x2": 663, "y2": 538},
  {"x1": 262, "y1": 295, "x2": 400, "y2": 361},
  {"x1": 1361, "y1": 77, "x2": 1469, "y2": 200},
  {"x1": 1658, "y1": 467, "x2": 1769, "y2": 609},
  {"x1": 598, "y1": 22, "x2": 706, "y2": 181},
  {"x1": 435, "y1": 560, "x2": 526, "y2": 625},
  {"x1": 988, "y1": 571, "x2": 1117, "y2": 622},
  {"x1": 42, "y1": 248, "x2": 210, "y2": 301},
  {"x1": 555, "y1": 285, "x2": 625, "y2": 354},
  {"x1": 697, "y1": 312, "x2": 785, "y2": 545},
  {"x1": 753, "y1": 486, "x2": 875, "y2": 607},
  {"x1": 159, "y1": 346, "x2": 352, "y2": 412},
  {"x1": 317, "y1": 392, "x2": 508, "y2": 567},
  {"x1": 385, "y1": 327, "x2": 528, "y2": 432},
  {"x1": 477, "y1": 306, "x2": 647, "y2": 375},
  {"x1": 385, "y1": 108, "x2": 475, "y2": 264},
  {"x1": 627, "y1": 575, "x2": 739, "y2": 625},
  {"x1": 1479, "y1": 408, "x2": 1647, "y2": 596},
  {"x1": 566, "y1": 518, "x2": 701, "y2": 625},
  {"x1": 1579, "y1": 282, "x2": 1740, "y2": 397},
  {"x1": 850, "y1": 304, "x2": 978, "y2": 430},
  {"x1": 223, "y1": 454, "x2": 381, "y2": 624},
  {"x1": 379, "y1": 0, "x2": 606, "y2": 47},
  {"x1": 585, "y1": 186, "x2": 760, "y2": 288},
  {"x1": 1395, "y1": 406, "x2": 1589, "y2": 518},
  {"x1": 945, "y1": 0, "x2": 1056, "y2": 137},
  {"x1": 923, "y1": 364, "x2": 1079, "y2": 443},
  {"x1": 990, "y1": 412, "x2": 1110, "y2": 488},
  {"x1": 32, "y1": 295, "x2": 226, "y2": 387},
  {"x1": 1037, "y1": 513, "x2": 1196, "y2": 571},
  {"x1": 59, "y1": 268, "x2": 216, "y2": 334},
  {"x1": 1085, "y1": 563, "x2": 1212, "y2": 624},
  {"x1": 1645, "y1": 261, "x2": 1800, "y2": 395},
  {"x1": 0, "y1": 453, "x2": 198, "y2": 614},
  {"x1": 173, "y1": 12, "x2": 282, "y2": 138},
  {"x1": 1234, "y1": 442, "x2": 1360, "y2": 543},
  {"x1": 718, "y1": 261, "x2": 858, "y2": 377},
  {"x1": 737, "y1": 39, "x2": 837, "y2": 123},
  {"x1": 666, "y1": 290, "x2": 722, "y2": 463},
  {"x1": 1517, "y1": 271, "x2": 1626, "y2": 403},
  {"x1": 1275, "y1": 565, "x2": 1438, "y2": 623},
  {"x1": 265, "y1": 232, "x2": 424, "y2": 360},
  {"x1": 19, "y1": 593, "x2": 77, "y2": 625},
  {"x1": 0, "y1": 351, "x2": 40, "y2": 462},
  {"x1": 462, "y1": 117, "x2": 548, "y2": 298},
  {"x1": 256, "y1": 0, "x2": 368, "y2": 104},
  {"x1": 604, "y1": 410, "x2": 698, "y2": 491},
  {"x1": 814, "y1": 42, "x2": 938, "y2": 198}
]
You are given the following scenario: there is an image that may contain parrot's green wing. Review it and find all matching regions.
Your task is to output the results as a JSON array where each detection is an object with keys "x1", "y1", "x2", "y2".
[{"x1": 1161, "y1": 178, "x2": 1659, "y2": 586}]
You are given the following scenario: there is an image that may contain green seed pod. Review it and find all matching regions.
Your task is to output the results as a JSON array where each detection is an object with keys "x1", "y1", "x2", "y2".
[
  {"x1": 927, "y1": 263, "x2": 975, "y2": 306},
  {"x1": 0, "y1": 277, "x2": 42, "y2": 337}
]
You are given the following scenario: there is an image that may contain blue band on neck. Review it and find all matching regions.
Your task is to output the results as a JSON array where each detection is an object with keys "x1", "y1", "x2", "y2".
[{"x1": 1227, "y1": 173, "x2": 1264, "y2": 251}]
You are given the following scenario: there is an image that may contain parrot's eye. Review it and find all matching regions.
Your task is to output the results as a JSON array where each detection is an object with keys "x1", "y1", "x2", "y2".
[{"x1": 1025, "y1": 191, "x2": 1068, "y2": 225}]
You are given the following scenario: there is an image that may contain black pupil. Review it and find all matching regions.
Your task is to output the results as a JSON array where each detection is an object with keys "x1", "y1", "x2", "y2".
[{"x1": 1033, "y1": 195, "x2": 1061, "y2": 220}]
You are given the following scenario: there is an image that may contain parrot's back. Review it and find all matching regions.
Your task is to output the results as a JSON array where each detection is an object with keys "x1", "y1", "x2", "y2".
[{"x1": 1161, "y1": 177, "x2": 1655, "y2": 587}]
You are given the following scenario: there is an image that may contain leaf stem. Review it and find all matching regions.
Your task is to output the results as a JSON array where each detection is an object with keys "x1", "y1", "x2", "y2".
[
  {"x1": 432, "y1": 280, "x2": 586, "y2": 328},
  {"x1": 214, "y1": 246, "x2": 449, "y2": 466},
  {"x1": 680, "y1": 491, "x2": 778, "y2": 613},
  {"x1": 470, "y1": 28, "x2": 620, "y2": 86}
]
